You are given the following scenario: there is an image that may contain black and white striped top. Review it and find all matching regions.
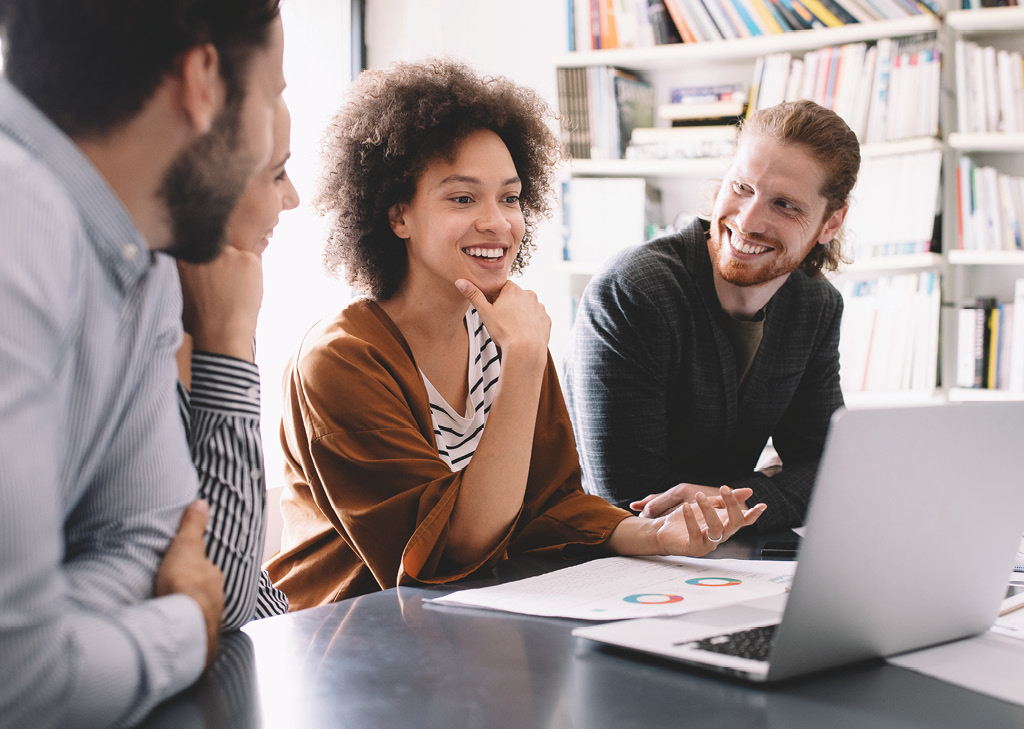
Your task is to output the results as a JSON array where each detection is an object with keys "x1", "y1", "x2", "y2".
[
  {"x1": 422, "y1": 308, "x2": 500, "y2": 471},
  {"x1": 178, "y1": 352, "x2": 288, "y2": 625}
]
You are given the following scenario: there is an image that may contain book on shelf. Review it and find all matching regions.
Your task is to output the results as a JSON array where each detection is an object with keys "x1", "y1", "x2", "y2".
[
  {"x1": 838, "y1": 271, "x2": 939, "y2": 393},
  {"x1": 1011, "y1": 279, "x2": 1024, "y2": 392},
  {"x1": 956, "y1": 156, "x2": 1024, "y2": 252},
  {"x1": 556, "y1": 66, "x2": 655, "y2": 161},
  {"x1": 679, "y1": 0, "x2": 728, "y2": 40},
  {"x1": 561, "y1": 177, "x2": 663, "y2": 268},
  {"x1": 728, "y1": 0, "x2": 765, "y2": 34},
  {"x1": 957, "y1": 296, "x2": 1013, "y2": 390},
  {"x1": 573, "y1": 0, "x2": 934, "y2": 49},
  {"x1": 748, "y1": 0, "x2": 786, "y2": 32},
  {"x1": 670, "y1": 83, "x2": 747, "y2": 105},
  {"x1": 625, "y1": 124, "x2": 738, "y2": 159},
  {"x1": 844, "y1": 148, "x2": 942, "y2": 259},
  {"x1": 648, "y1": 0, "x2": 685, "y2": 44},
  {"x1": 658, "y1": 100, "x2": 747, "y2": 122},
  {"x1": 954, "y1": 39, "x2": 1024, "y2": 134},
  {"x1": 748, "y1": 33, "x2": 939, "y2": 144},
  {"x1": 700, "y1": 0, "x2": 743, "y2": 37},
  {"x1": 662, "y1": 0, "x2": 701, "y2": 41},
  {"x1": 571, "y1": 0, "x2": 667, "y2": 50},
  {"x1": 960, "y1": 0, "x2": 1022, "y2": 10}
]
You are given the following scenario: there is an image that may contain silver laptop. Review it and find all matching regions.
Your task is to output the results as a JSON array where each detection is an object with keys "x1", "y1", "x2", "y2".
[{"x1": 573, "y1": 402, "x2": 1024, "y2": 682}]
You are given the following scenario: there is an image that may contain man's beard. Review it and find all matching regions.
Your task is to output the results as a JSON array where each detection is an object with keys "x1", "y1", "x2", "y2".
[
  {"x1": 159, "y1": 96, "x2": 257, "y2": 264},
  {"x1": 709, "y1": 218, "x2": 822, "y2": 288}
]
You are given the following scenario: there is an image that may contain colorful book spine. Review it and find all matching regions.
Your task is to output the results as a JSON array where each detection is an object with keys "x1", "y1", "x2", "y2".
[
  {"x1": 699, "y1": 0, "x2": 741, "y2": 38},
  {"x1": 762, "y1": 0, "x2": 795, "y2": 30},
  {"x1": 728, "y1": 0, "x2": 765, "y2": 33},
  {"x1": 798, "y1": 0, "x2": 844, "y2": 26},
  {"x1": 748, "y1": 0, "x2": 785, "y2": 32},
  {"x1": 782, "y1": 0, "x2": 826, "y2": 28},
  {"x1": 818, "y1": 0, "x2": 860, "y2": 23},
  {"x1": 662, "y1": 0, "x2": 700, "y2": 42},
  {"x1": 770, "y1": 0, "x2": 812, "y2": 29}
]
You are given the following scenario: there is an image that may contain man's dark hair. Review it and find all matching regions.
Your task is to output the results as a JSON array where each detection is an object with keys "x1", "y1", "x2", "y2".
[{"x1": 0, "y1": 0, "x2": 280, "y2": 137}]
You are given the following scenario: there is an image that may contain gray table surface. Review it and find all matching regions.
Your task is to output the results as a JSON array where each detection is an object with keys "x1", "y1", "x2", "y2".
[{"x1": 140, "y1": 534, "x2": 1024, "y2": 728}]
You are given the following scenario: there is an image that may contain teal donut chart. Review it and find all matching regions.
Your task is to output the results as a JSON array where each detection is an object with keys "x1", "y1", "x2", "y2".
[
  {"x1": 622, "y1": 593, "x2": 685, "y2": 604},
  {"x1": 685, "y1": 577, "x2": 742, "y2": 587}
]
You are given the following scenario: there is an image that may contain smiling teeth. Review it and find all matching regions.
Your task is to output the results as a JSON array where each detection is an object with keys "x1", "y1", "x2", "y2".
[
  {"x1": 728, "y1": 234, "x2": 770, "y2": 255},
  {"x1": 465, "y1": 247, "x2": 503, "y2": 259}
]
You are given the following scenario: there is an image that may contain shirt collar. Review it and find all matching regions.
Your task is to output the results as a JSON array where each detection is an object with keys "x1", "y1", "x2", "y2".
[{"x1": 0, "y1": 78, "x2": 152, "y2": 291}]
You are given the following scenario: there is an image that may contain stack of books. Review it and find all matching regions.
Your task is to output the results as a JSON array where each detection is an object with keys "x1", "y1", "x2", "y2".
[
  {"x1": 837, "y1": 272, "x2": 941, "y2": 393},
  {"x1": 626, "y1": 83, "x2": 745, "y2": 160},
  {"x1": 954, "y1": 39, "x2": 1024, "y2": 135},
  {"x1": 749, "y1": 33, "x2": 940, "y2": 144},
  {"x1": 956, "y1": 283, "x2": 1024, "y2": 391},
  {"x1": 569, "y1": 0, "x2": 937, "y2": 50},
  {"x1": 958, "y1": 0, "x2": 1020, "y2": 10},
  {"x1": 556, "y1": 66, "x2": 655, "y2": 160},
  {"x1": 844, "y1": 148, "x2": 943, "y2": 259},
  {"x1": 956, "y1": 158, "x2": 1024, "y2": 252}
]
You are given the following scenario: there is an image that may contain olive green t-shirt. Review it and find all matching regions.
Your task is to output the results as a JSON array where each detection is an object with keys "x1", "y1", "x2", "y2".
[{"x1": 722, "y1": 308, "x2": 765, "y2": 390}]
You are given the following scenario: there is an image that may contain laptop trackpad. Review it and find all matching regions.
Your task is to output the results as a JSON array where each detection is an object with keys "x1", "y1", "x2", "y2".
[{"x1": 671, "y1": 593, "x2": 787, "y2": 629}]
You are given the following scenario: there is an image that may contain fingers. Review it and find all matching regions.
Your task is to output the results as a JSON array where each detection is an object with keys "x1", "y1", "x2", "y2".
[
  {"x1": 629, "y1": 494, "x2": 655, "y2": 513},
  {"x1": 742, "y1": 502, "x2": 768, "y2": 526},
  {"x1": 174, "y1": 499, "x2": 211, "y2": 545},
  {"x1": 455, "y1": 278, "x2": 488, "y2": 308},
  {"x1": 638, "y1": 492, "x2": 680, "y2": 519},
  {"x1": 681, "y1": 503, "x2": 705, "y2": 548},
  {"x1": 716, "y1": 486, "x2": 745, "y2": 533},
  {"x1": 157, "y1": 500, "x2": 223, "y2": 671},
  {"x1": 695, "y1": 492, "x2": 724, "y2": 541}
]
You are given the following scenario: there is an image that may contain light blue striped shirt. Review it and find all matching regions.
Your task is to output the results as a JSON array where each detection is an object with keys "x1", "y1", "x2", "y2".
[{"x1": 0, "y1": 77, "x2": 209, "y2": 728}]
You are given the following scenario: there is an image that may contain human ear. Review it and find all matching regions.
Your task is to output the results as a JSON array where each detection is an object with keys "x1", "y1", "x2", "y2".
[
  {"x1": 178, "y1": 44, "x2": 224, "y2": 135},
  {"x1": 388, "y1": 203, "x2": 410, "y2": 239},
  {"x1": 818, "y1": 205, "x2": 848, "y2": 245}
]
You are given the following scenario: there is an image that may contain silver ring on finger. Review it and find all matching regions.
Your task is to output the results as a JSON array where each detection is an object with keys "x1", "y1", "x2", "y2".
[{"x1": 706, "y1": 531, "x2": 723, "y2": 544}]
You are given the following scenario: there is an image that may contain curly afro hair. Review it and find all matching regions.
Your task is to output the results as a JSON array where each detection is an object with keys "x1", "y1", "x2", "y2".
[{"x1": 315, "y1": 58, "x2": 564, "y2": 300}]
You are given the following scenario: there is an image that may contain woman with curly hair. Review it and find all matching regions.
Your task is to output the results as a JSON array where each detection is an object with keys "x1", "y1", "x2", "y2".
[{"x1": 265, "y1": 59, "x2": 765, "y2": 608}]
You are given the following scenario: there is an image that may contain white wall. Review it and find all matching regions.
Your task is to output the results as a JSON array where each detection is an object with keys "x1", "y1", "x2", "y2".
[{"x1": 258, "y1": 1, "x2": 354, "y2": 489}]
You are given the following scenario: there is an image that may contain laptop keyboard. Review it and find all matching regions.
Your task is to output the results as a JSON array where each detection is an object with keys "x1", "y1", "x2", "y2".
[{"x1": 685, "y1": 624, "x2": 779, "y2": 662}]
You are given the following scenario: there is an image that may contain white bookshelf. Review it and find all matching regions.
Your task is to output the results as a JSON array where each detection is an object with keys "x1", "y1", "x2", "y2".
[
  {"x1": 841, "y1": 252, "x2": 943, "y2": 273},
  {"x1": 843, "y1": 389, "x2": 944, "y2": 408},
  {"x1": 942, "y1": 7, "x2": 1024, "y2": 395},
  {"x1": 947, "y1": 388, "x2": 1024, "y2": 402},
  {"x1": 554, "y1": 16, "x2": 940, "y2": 69},
  {"x1": 945, "y1": 6, "x2": 1024, "y2": 34},
  {"x1": 564, "y1": 157, "x2": 729, "y2": 177},
  {"x1": 860, "y1": 136, "x2": 944, "y2": 158},
  {"x1": 948, "y1": 133, "x2": 1024, "y2": 153},
  {"x1": 947, "y1": 250, "x2": 1024, "y2": 266}
]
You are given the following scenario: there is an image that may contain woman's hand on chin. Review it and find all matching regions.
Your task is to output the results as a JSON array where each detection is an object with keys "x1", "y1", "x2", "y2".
[{"x1": 456, "y1": 279, "x2": 550, "y2": 362}]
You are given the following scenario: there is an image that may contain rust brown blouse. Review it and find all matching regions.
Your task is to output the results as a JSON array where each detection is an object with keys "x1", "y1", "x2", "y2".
[{"x1": 265, "y1": 300, "x2": 631, "y2": 609}]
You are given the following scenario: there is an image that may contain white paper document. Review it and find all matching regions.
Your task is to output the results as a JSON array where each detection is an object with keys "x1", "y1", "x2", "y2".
[{"x1": 428, "y1": 556, "x2": 795, "y2": 620}]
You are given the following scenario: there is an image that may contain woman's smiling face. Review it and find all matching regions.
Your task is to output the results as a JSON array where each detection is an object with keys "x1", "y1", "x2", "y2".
[{"x1": 388, "y1": 128, "x2": 525, "y2": 299}]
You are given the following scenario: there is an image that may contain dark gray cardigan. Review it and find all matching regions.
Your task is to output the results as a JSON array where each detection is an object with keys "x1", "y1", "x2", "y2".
[{"x1": 563, "y1": 217, "x2": 845, "y2": 531}]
